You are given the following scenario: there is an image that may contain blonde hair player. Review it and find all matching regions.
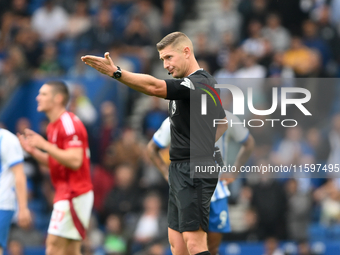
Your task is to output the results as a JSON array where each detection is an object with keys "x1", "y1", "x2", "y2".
[{"x1": 82, "y1": 32, "x2": 228, "y2": 255}]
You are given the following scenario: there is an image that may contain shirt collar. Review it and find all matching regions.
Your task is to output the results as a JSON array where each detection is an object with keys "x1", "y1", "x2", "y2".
[{"x1": 188, "y1": 68, "x2": 203, "y2": 77}]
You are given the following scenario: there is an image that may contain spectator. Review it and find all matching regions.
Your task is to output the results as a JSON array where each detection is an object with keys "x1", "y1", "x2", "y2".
[
  {"x1": 267, "y1": 52, "x2": 294, "y2": 78},
  {"x1": 108, "y1": 44, "x2": 136, "y2": 72},
  {"x1": 214, "y1": 51, "x2": 240, "y2": 80},
  {"x1": 66, "y1": 0, "x2": 91, "y2": 39},
  {"x1": 160, "y1": 0, "x2": 182, "y2": 37},
  {"x1": 271, "y1": 126, "x2": 314, "y2": 167},
  {"x1": 209, "y1": 0, "x2": 242, "y2": 48},
  {"x1": 226, "y1": 208, "x2": 261, "y2": 242},
  {"x1": 329, "y1": 0, "x2": 340, "y2": 27},
  {"x1": 282, "y1": 36, "x2": 320, "y2": 77},
  {"x1": 238, "y1": 0, "x2": 268, "y2": 40},
  {"x1": 267, "y1": 0, "x2": 307, "y2": 34},
  {"x1": 80, "y1": 8, "x2": 117, "y2": 53},
  {"x1": 31, "y1": 0, "x2": 69, "y2": 42},
  {"x1": 129, "y1": 192, "x2": 167, "y2": 253},
  {"x1": 227, "y1": 186, "x2": 252, "y2": 233},
  {"x1": 67, "y1": 53, "x2": 100, "y2": 79},
  {"x1": 194, "y1": 32, "x2": 219, "y2": 74},
  {"x1": 0, "y1": 45, "x2": 29, "y2": 99},
  {"x1": 215, "y1": 31, "x2": 238, "y2": 68},
  {"x1": 35, "y1": 43, "x2": 63, "y2": 77},
  {"x1": 327, "y1": 113, "x2": 340, "y2": 167},
  {"x1": 246, "y1": 115, "x2": 274, "y2": 161},
  {"x1": 235, "y1": 53, "x2": 266, "y2": 79},
  {"x1": 285, "y1": 179, "x2": 312, "y2": 240},
  {"x1": 0, "y1": 59, "x2": 19, "y2": 103},
  {"x1": 108, "y1": 128, "x2": 143, "y2": 170},
  {"x1": 96, "y1": 101, "x2": 120, "y2": 163},
  {"x1": 297, "y1": 241, "x2": 318, "y2": 255},
  {"x1": 314, "y1": 179, "x2": 340, "y2": 225},
  {"x1": 123, "y1": 14, "x2": 152, "y2": 47},
  {"x1": 92, "y1": 149, "x2": 116, "y2": 214},
  {"x1": 142, "y1": 243, "x2": 166, "y2": 255},
  {"x1": 235, "y1": 53, "x2": 266, "y2": 105},
  {"x1": 103, "y1": 214, "x2": 127, "y2": 255},
  {"x1": 317, "y1": 5, "x2": 340, "y2": 65},
  {"x1": 15, "y1": 28, "x2": 43, "y2": 69},
  {"x1": 142, "y1": 97, "x2": 167, "y2": 140},
  {"x1": 85, "y1": 215, "x2": 104, "y2": 252},
  {"x1": 0, "y1": 0, "x2": 30, "y2": 48},
  {"x1": 69, "y1": 84, "x2": 97, "y2": 127},
  {"x1": 263, "y1": 237, "x2": 284, "y2": 255},
  {"x1": 102, "y1": 164, "x2": 143, "y2": 220},
  {"x1": 320, "y1": 179, "x2": 340, "y2": 226},
  {"x1": 306, "y1": 128, "x2": 330, "y2": 165},
  {"x1": 9, "y1": 224, "x2": 44, "y2": 247},
  {"x1": 262, "y1": 13, "x2": 291, "y2": 52},
  {"x1": 251, "y1": 173, "x2": 287, "y2": 240},
  {"x1": 302, "y1": 19, "x2": 331, "y2": 71},
  {"x1": 129, "y1": 0, "x2": 162, "y2": 43},
  {"x1": 242, "y1": 20, "x2": 267, "y2": 58}
]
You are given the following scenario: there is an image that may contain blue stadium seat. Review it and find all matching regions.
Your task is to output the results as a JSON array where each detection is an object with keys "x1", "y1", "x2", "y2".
[
  {"x1": 27, "y1": 0, "x2": 46, "y2": 14},
  {"x1": 57, "y1": 39, "x2": 77, "y2": 71},
  {"x1": 327, "y1": 224, "x2": 340, "y2": 240},
  {"x1": 33, "y1": 212, "x2": 50, "y2": 232},
  {"x1": 28, "y1": 199, "x2": 45, "y2": 213},
  {"x1": 309, "y1": 223, "x2": 327, "y2": 241}
]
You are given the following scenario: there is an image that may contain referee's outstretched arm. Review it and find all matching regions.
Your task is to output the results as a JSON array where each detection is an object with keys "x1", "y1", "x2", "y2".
[
  {"x1": 82, "y1": 32, "x2": 202, "y2": 99},
  {"x1": 81, "y1": 52, "x2": 168, "y2": 98},
  {"x1": 81, "y1": 52, "x2": 166, "y2": 98}
]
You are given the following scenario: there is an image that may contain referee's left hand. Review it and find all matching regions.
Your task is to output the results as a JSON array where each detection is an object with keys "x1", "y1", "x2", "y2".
[{"x1": 81, "y1": 52, "x2": 117, "y2": 77}]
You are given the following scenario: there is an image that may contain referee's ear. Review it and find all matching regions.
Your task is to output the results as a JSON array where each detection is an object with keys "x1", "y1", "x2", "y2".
[{"x1": 184, "y1": 46, "x2": 191, "y2": 59}]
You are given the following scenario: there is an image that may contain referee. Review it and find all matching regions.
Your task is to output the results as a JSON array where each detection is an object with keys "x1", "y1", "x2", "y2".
[{"x1": 82, "y1": 32, "x2": 228, "y2": 255}]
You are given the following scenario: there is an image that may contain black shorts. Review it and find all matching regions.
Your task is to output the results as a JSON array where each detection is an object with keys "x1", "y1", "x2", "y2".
[{"x1": 167, "y1": 160, "x2": 218, "y2": 233}]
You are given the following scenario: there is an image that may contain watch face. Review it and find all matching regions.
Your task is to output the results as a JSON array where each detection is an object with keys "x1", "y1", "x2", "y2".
[{"x1": 114, "y1": 72, "x2": 122, "y2": 78}]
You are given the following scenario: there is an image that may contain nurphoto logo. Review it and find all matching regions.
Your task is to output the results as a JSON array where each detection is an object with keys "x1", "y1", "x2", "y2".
[{"x1": 201, "y1": 84, "x2": 312, "y2": 128}]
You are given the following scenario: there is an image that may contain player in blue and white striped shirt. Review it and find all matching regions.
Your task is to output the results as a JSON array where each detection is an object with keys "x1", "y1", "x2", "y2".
[
  {"x1": 0, "y1": 128, "x2": 31, "y2": 255},
  {"x1": 147, "y1": 110, "x2": 254, "y2": 255}
]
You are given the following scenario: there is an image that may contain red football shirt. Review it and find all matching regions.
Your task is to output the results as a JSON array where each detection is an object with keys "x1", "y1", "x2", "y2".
[{"x1": 46, "y1": 111, "x2": 93, "y2": 203}]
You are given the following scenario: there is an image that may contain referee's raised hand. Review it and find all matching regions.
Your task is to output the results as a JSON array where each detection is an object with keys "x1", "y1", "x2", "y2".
[{"x1": 81, "y1": 52, "x2": 116, "y2": 77}]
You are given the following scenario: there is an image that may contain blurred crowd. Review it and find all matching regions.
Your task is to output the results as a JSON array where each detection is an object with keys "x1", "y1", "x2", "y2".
[
  {"x1": 1, "y1": 0, "x2": 340, "y2": 254},
  {"x1": 0, "y1": 0, "x2": 194, "y2": 105}
]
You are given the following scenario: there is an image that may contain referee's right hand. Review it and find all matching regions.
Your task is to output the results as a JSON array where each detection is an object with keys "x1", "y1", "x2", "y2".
[{"x1": 81, "y1": 52, "x2": 117, "y2": 77}]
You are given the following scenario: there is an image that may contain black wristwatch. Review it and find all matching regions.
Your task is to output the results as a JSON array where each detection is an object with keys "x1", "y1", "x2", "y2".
[{"x1": 112, "y1": 66, "x2": 122, "y2": 79}]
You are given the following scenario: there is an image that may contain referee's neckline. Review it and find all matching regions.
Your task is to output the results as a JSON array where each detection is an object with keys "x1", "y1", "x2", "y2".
[{"x1": 187, "y1": 68, "x2": 204, "y2": 77}]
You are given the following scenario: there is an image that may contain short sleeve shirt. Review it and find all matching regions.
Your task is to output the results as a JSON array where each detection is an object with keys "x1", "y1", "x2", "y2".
[
  {"x1": 165, "y1": 69, "x2": 226, "y2": 161},
  {"x1": 0, "y1": 129, "x2": 24, "y2": 210},
  {"x1": 46, "y1": 112, "x2": 92, "y2": 202}
]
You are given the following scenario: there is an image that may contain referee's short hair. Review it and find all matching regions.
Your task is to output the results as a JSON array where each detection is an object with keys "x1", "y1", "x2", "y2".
[
  {"x1": 46, "y1": 80, "x2": 70, "y2": 106},
  {"x1": 156, "y1": 32, "x2": 191, "y2": 51}
]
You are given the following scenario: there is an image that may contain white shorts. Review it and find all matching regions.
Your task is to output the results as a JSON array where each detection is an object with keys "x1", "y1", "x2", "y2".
[{"x1": 48, "y1": 190, "x2": 93, "y2": 240}]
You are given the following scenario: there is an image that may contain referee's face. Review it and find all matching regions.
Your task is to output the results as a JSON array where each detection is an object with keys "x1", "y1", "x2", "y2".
[{"x1": 159, "y1": 45, "x2": 186, "y2": 78}]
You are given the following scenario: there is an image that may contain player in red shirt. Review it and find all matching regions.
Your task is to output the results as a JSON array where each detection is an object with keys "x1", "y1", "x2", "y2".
[{"x1": 17, "y1": 81, "x2": 93, "y2": 255}]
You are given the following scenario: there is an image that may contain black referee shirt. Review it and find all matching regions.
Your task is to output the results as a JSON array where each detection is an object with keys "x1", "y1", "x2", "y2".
[{"x1": 165, "y1": 69, "x2": 226, "y2": 161}]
